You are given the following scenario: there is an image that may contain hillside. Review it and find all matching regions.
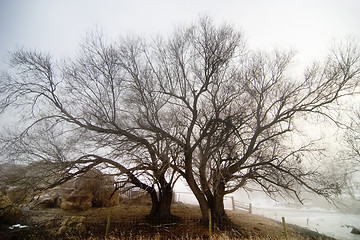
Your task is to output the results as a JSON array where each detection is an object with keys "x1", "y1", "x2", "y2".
[{"x1": 1, "y1": 195, "x2": 335, "y2": 240}]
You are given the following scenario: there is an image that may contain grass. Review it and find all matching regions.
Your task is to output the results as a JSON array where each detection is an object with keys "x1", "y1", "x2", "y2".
[
  {"x1": 3, "y1": 195, "x2": 335, "y2": 240},
  {"x1": 83, "y1": 234, "x2": 287, "y2": 240}
]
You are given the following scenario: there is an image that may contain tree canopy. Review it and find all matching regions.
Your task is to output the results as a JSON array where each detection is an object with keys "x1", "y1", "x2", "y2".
[{"x1": 1, "y1": 17, "x2": 360, "y2": 226}]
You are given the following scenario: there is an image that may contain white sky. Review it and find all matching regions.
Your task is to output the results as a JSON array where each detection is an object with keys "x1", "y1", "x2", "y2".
[{"x1": 1, "y1": 0, "x2": 360, "y2": 69}]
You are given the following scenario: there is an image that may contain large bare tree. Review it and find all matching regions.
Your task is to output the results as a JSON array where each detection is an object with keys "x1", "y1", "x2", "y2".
[
  {"x1": 0, "y1": 32, "x2": 180, "y2": 223},
  {"x1": 115, "y1": 18, "x2": 360, "y2": 226},
  {"x1": 1, "y1": 17, "x2": 360, "y2": 227},
  {"x1": 127, "y1": 18, "x2": 360, "y2": 226}
]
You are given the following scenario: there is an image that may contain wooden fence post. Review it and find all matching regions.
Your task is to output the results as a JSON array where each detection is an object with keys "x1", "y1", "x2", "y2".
[
  {"x1": 282, "y1": 217, "x2": 289, "y2": 240},
  {"x1": 105, "y1": 210, "x2": 111, "y2": 239},
  {"x1": 208, "y1": 209, "x2": 212, "y2": 238},
  {"x1": 249, "y1": 203, "x2": 252, "y2": 214},
  {"x1": 231, "y1": 196, "x2": 235, "y2": 211},
  {"x1": 172, "y1": 192, "x2": 177, "y2": 203}
]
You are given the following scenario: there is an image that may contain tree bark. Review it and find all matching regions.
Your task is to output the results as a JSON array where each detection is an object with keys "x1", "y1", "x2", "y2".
[
  {"x1": 183, "y1": 156, "x2": 210, "y2": 224},
  {"x1": 184, "y1": 175, "x2": 232, "y2": 228},
  {"x1": 146, "y1": 183, "x2": 179, "y2": 224},
  {"x1": 206, "y1": 182, "x2": 232, "y2": 228},
  {"x1": 183, "y1": 150, "x2": 232, "y2": 227},
  {"x1": 209, "y1": 191, "x2": 232, "y2": 227}
]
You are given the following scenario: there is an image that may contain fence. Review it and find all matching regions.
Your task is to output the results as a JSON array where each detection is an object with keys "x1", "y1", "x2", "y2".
[
  {"x1": 174, "y1": 192, "x2": 252, "y2": 213},
  {"x1": 122, "y1": 190, "x2": 358, "y2": 239},
  {"x1": 233, "y1": 198, "x2": 252, "y2": 213},
  {"x1": 251, "y1": 206, "x2": 360, "y2": 240}
]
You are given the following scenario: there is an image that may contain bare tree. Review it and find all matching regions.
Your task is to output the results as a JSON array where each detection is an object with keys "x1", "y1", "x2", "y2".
[
  {"x1": 189, "y1": 40, "x2": 360, "y2": 225},
  {"x1": 182, "y1": 45, "x2": 360, "y2": 225},
  {"x1": 337, "y1": 105, "x2": 360, "y2": 200},
  {"x1": 115, "y1": 17, "x2": 360, "y2": 226},
  {"x1": 0, "y1": 124, "x2": 178, "y2": 222},
  {"x1": 1, "y1": 17, "x2": 360, "y2": 228},
  {"x1": 344, "y1": 107, "x2": 360, "y2": 164},
  {"x1": 0, "y1": 32, "x2": 180, "y2": 223}
]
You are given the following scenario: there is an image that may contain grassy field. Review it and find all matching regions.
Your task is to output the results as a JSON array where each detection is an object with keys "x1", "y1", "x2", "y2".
[{"x1": 1, "y1": 195, "x2": 334, "y2": 240}]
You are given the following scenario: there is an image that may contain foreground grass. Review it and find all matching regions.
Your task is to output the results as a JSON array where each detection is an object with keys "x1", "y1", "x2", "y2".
[
  {"x1": 3, "y1": 195, "x2": 334, "y2": 240},
  {"x1": 83, "y1": 235, "x2": 290, "y2": 240}
]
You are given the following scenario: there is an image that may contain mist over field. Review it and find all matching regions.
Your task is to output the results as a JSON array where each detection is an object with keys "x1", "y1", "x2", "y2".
[{"x1": 173, "y1": 180, "x2": 360, "y2": 239}]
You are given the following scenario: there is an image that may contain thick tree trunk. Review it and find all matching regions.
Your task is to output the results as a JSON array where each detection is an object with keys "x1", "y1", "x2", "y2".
[
  {"x1": 146, "y1": 184, "x2": 179, "y2": 224},
  {"x1": 190, "y1": 181, "x2": 232, "y2": 228},
  {"x1": 183, "y1": 154, "x2": 233, "y2": 228},
  {"x1": 209, "y1": 192, "x2": 232, "y2": 227}
]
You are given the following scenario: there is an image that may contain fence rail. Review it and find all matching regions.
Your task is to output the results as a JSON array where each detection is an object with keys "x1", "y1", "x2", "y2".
[
  {"x1": 174, "y1": 192, "x2": 252, "y2": 213},
  {"x1": 234, "y1": 199, "x2": 252, "y2": 213}
]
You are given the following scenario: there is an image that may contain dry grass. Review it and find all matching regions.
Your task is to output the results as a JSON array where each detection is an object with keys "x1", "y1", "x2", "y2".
[
  {"x1": 2, "y1": 195, "x2": 334, "y2": 240},
  {"x1": 83, "y1": 234, "x2": 286, "y2": 240}
]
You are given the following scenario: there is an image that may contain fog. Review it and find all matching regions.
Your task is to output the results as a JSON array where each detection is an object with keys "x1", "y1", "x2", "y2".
[{"x1": 174, "y1": 179, "x2": 360, "y2": 239}]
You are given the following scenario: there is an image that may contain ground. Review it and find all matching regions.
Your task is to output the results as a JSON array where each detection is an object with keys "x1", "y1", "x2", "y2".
[{"x1": 0, "y1": 195, "x2": 335, "y2": 240}]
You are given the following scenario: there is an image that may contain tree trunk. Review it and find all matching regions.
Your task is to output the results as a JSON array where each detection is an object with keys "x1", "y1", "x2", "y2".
[
  {"x1": 207, "y1": 182, "x2": 232, "y2": 227},
  {"x1": 206, "y1": 191, "x2": 245, "y2": 237},
  {"x1": 146, "y1": 184, "x2": 179, "y2": 224},
  {"x1": 183, "y1": 154, "x2": 233, "y2": 228},
  {"x1": 190, "y1": 181, "x2": 232, "y2": 228},
  {"x1": 209, "y1": 192, "x2": 232, "y2": 227}
]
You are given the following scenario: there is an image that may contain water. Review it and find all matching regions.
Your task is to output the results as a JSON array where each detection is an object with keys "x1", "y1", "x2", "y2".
[{"x1": 252, "y1": 206, "x2": 360, "y2": 240}]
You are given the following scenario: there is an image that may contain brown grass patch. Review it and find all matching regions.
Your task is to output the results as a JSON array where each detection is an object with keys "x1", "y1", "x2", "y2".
[{"x1": 1, "y1": 195, "x2": 334, "y2": 240}]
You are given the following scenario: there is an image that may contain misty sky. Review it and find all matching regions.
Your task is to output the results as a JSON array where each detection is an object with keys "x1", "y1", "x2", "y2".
[
  {"x1": 1, "y1": 0, "x2": 360, "y2": 70},
  {"x1": 1, "y1": 0, "x2": 359, "y2": 143}
]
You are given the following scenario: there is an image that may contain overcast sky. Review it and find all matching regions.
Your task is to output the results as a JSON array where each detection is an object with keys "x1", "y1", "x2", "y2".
[{"x1": 1, "y1": 0, "x2": 360, "y2": 70}]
